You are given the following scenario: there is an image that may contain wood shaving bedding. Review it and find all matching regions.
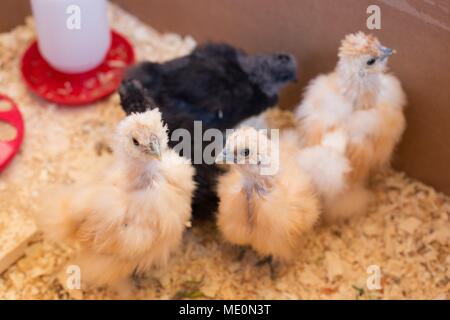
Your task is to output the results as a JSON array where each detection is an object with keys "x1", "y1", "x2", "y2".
[{"x1": 0, "y1": 4, "x2": 448, "y2": 299}]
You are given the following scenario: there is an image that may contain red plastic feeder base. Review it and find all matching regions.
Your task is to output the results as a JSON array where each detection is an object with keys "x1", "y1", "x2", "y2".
[
  {"x1": 21, "y1": 30, "x2": 135, "y2": 106},
  {"x1": 0, "y1": 95, "x2": 24, "y2": 173}
]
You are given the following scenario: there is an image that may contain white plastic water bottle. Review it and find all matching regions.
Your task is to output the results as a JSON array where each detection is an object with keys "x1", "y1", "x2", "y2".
[{"x1": 31, "y1": 0, "x2": 111, "y2": 74}]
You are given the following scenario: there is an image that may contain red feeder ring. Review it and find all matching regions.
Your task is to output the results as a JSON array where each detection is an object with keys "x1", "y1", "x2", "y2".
[
  {"x1": 0, "y1": 94, "x2": 25, "y2": 172},
  {"x1": 21, "y1": 30, "x2": 135, "y2": 106}
]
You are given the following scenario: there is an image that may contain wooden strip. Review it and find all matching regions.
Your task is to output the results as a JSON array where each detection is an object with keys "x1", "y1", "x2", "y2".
[{"x1": 0, "y1": 224, "x2": 39, "y2": 274}]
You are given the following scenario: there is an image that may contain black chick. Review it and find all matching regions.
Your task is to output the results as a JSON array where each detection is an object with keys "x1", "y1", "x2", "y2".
[
  {"x1": 121, "y1": 43, "x2": 297, "y2": 130},
  {"x1": 119, "y1": 43, "x2": 297, "y2": 218}
]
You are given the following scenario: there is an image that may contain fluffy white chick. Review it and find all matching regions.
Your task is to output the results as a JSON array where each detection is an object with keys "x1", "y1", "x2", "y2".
[
  {"x1": 35, "y1": 109, "x2": 195, "y2": 291},
  {"x1": 293, "y1": 129, "x2": 367, "y2": 222},
  {"x1": 215, "y1": 127, "x2": 320, "y2": 269},
  {"x1": 295, "y1": 32, "x2": 406, "y2": 220}
]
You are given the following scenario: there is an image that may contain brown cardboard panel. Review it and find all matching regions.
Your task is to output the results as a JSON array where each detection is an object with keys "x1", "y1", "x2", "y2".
[
  {"x1": 0, "y1": 0, "x2": 30, "y2": 32},
  {"x1": 112, "y1": 0, "x2": 450, "y2": 194}
]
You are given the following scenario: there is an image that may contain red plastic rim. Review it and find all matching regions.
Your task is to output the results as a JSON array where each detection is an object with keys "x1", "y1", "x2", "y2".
[
  {"x1": 0, "y1": 94, "x2": 24, "y2": 172},
  {"x1": 21, "y1": 30, "x2": 135, "y2": 106}
]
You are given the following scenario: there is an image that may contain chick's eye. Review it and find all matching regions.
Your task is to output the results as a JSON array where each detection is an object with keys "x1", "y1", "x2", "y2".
[
  {"x1": 241, "y1": 148, "x2": 250, "y2": 157},
  {"x1": 367, "y1": 58, "x2": 376, "y2": 66},
  {"x1": 276, "y1": 54, "x2": 290, "y2": 62},
  {"x1": 132, "y1": 138, "x2": 139, "y2": 146}
]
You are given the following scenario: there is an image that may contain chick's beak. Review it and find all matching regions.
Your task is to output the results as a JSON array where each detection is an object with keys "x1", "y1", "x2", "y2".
[
  {"x1": 380, "y1": 46, "x2": 395, "y2": 59},
  {"x1": 149, "y1": 140, "x2": 161, "y2": 159},
  {"x1": 215, "y1": 149, "x2": 235, "y2": 164}
]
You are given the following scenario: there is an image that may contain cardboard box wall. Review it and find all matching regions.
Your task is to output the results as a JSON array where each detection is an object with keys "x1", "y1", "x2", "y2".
[{"x1": 1, "y1": 0, "x2": 449, "y2": 195}]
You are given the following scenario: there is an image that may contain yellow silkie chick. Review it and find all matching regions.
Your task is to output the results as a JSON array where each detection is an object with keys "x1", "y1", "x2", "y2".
[
  {"x1": 215, "y1": 127, "x2": 320, "y2": 272},
  {"x1": 35, "y1": 109, "x2": 195, "y2": 292},
  {"x1": 295, "y1": 32, "x2": 406, "y2": 221}
]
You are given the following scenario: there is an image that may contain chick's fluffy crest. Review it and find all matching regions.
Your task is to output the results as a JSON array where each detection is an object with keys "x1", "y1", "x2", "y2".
[
  {"x1": 226, "y1": 126, "x2": 271, "y2": 156},
  {"x1": 116, "y1": 109, "x2": 169, "y2": 149},
  {"x1": 338, "y1": 32, "x2": 382, "y2": 58}
]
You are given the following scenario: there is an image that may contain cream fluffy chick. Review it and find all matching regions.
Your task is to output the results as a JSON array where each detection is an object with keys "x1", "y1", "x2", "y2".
[
  {"x1": 35, "y1": 109, "x2": 195, "y2": 290},
  {"x1": 215, "y1": 127, "x2": 320, "y2": 263},
  {"x1": 295, "y1": 32, "x2": 406, "y2": 220}
]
